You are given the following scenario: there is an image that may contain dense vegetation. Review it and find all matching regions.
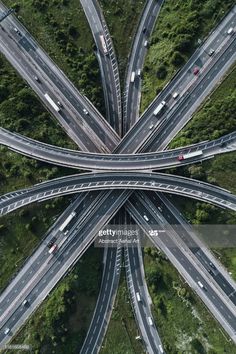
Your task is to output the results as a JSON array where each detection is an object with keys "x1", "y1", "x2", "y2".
[
  {"x1": 100, "y1": 0, "x2": 145, "y2": 82},
  {"x1": 100, "y1": 271, "x2": 145, "y2": 354},
  {"x1": 0, "y1": 0, "x2": 236, "y2": 353},
  {"x1": 144, "y1": 249, "x2": 236, "y2": 354},
  {"x1": 0, "y1": 1, "x2": 145, "y2": 353},
  {"x1": 4, "y1": 0, "x2": 103, "y2": 112},
  {"x1": 0, "y1": 0, "x2": 106, "y2": 350},
  {"x1": 8, "y1": 248, "x2": 103, "y2": 353},
  {"x1": 170, "y1": 65, "x2": 236, "y2": 150},
  {"x1": 141, "y1": 0, "x2": 235, "y2": 110}
]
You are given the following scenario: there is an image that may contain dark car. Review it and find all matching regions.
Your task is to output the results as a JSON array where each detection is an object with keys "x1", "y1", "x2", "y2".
[
  {"x1": 209, "y1": 262, "x2": 216, "y2": 269},
  {"x1": 193, "y1": 67, "x2": 200, "y2": 75},
  {"x1": 47, "y1": 236, "x2": 57, "y2": 249}
]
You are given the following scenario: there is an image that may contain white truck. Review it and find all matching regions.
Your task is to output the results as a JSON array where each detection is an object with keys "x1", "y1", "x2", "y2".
[
  {"x1": 59, "y1": 211, "x2": 76, "y2": 233},
  {"x1": 99, "y1": 34, "x2": 109, "y2": 55},
  {"x1": 136, "y1": 292, "x2": 141, "y2": 302},
  {"x1": 178, "y1": 150, "x2": 203, "y2": 161},
  {"x1": 130, "y1": 71, "x2": 135, "y2": 83},
  {"x1": 153, "y1": 101, "x2": 166, "y2": 116},
  {"x1": 44, "y1": 93, "x2": 60, "y2": 112}
]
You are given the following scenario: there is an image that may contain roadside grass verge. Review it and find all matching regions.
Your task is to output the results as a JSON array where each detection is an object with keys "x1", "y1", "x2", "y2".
[
  {"x1": 100, "y1": 0, "x2": 146, "y2": 82},
  {"x1": 141, "y1": 0, "x2": 235, "y2": 111},
  {"x1": 6, "y1": 247, "x2": 103, "y2": 354},
  {"x1": 144, "y1": 249, "x2": 236, "y2": 353},
  {"x1": 100, "y1": 270, "x2": 145, "y2": 354}
]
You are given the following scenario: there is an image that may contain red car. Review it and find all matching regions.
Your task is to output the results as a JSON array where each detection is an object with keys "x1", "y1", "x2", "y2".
[
  {"x1": 178, "y1": 155, "x2": 184, "y2": 161},
  {"x1": 193, "y1": 67, "x2": 200, "y2": 75}
]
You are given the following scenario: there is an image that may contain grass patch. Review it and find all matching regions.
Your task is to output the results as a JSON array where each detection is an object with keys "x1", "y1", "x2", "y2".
[
  {"x1": 144, "y1": 249, "x2": 236, "y2": 353},
  {"x1": 169, "y1": 64, "x2": 236, "y2": 149},
  {"x1": 6, "y1": 247, "x2": 103, "y2": 353},
  {"x1": 100, "y1": 0, "x2": 145, "y2": 82},
  {"x1": 141, "y1": 0, "x2": 235, "y2": 111},
  {"x1": 4, "y1": 0, "x2": 103, "y2": 111},
  {"x1": 0, "y1": 196, "x2": 71, "y2": 292},
  {"x1": 100, "y1": 270, "x2": 145, "y2": 354}
]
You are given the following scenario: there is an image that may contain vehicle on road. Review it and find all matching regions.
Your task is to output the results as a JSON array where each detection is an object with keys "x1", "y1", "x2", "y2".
[
  {"x1": 148, "y1": 316, "x2": 153, "y2": 326},
  {"x1": 227, "y1": 27, "x2": 234, "y2": 35},
  {"x1": 159, "y1": 344, "x2": 164, "y2": 353},
  {"x1": 22, "y1": 299, "x2": 29, "y2": 306},
  {"x1": 136, "y1": 292, "x2": 141, "y2": 302},
  {"x1": 44, "y1": 93, "x2": 61, "y2": 112},
  {"x1": 83, "y1": 108, "x2": 89, "y2": 115},
  {"x1": 149, "y1": 123, "x2": 154, "y2": 130},
  {"x1": 193, "y1": 67, "x2": 200, "y2": 75},
  {"x1": 143, "y1": 214, "x2": 149, "y2": 221},
  {"x1": 130, "y1": 71, "x2": 135, "y2": 83},
  {"x1": 153, "y1": 101, "x2": 166, "y2": 116},
  {"x1": 13, "y1": 27, "x2": 21, "y2": 36},
  {"x1": 137, "y1": 69, "x2": 141, "y2": 77},
  {"x1": 197, "y1": 281, "x2": 204, "y2": 289},
  {"x1": 172, "y1": 91, "x2": 179, "y2": 99},
  {"x1": 47, "y1": 236, "x2": 57, "y2": 249},
  {"x1": 99, "y1": 34, "x2": 109, "y2": 55},
  {"x1": 208, "y1": 48, "x2": 215, "y2": 56},
  {"x1": 4, "y1": 328, "x2": 10, "y2": 335},
  {"x1": 208, "y1": 269, "x2": 214, "y2": 276},
  {"x1": 59, "y1": 211, "x2": 76, "y2": 233},
  {"x1": 178, "y1": 150, "x2": 203, "y2": 161},
  {"x1": 144, "y1": 40, "x2": 148, "y2": 47},
  {"x1": 34, "y1": 75, "x2": 40, "y2": 82},
  {"x1": 209, "y1": 262, "x2": 216, "y2": 269},
  {"x1": 48, "y1": 244, "x2": 58, "y2": 255},
  {"x1": 57, "y1": 101, "x2": 63, "y2": 108}
]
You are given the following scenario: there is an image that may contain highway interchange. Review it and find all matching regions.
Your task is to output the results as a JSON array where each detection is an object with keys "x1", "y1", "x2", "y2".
[{"x1": 0, "y1": 0, "x2": 236, "y2": 353}]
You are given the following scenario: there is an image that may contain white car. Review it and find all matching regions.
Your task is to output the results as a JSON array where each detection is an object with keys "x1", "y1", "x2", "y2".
[
  {"x1": 4, "y1": 327, "x2": 10, "y2": 335},
  {"x1": 83, "y1": 108, "x2": 89, "y2": 115},
  {"x1": 143, "y1": 214, "x2": 149, "y2": 221},
  {"x1": 172, "y1": 91, "x2": 179, "y2": 99}
]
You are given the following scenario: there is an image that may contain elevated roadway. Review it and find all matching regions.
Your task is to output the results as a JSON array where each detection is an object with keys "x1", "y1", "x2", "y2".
[
  {"x1": 1, "y1": 127, "x2": 236, "y2": 171},
  {"x1": 126, "y1": 193, "x2": 236, "y2": 344},
  {"x1": 123, "y1": 0, "x2": 164, "y2": 133},
  {"x1": 0, "y1": 1, "x2": 120, "y2": 152},
  {"x1": 0, "y1": 172, "x2": 236, "y2": 216},
  {"x1": 116, "y1": 7, "x2": 236, "y2": 153},
  {"x1": 0, "y1": 190, "x2": 130, "y2": 347},
  {"x1": 80, "y1": 0, "x2": 122, "y2": 135}
]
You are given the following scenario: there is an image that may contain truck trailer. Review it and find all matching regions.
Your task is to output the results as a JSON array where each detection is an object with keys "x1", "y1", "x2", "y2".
[
  {"x1": 153, "y1": 101, "x2": 166, "y2": 116},
  {"x1": 44, "y1": 93, "x2": 60, "y2": 112},
  {"x1": 178, "y1": 150, "x2": 203, "y2": 161}
]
